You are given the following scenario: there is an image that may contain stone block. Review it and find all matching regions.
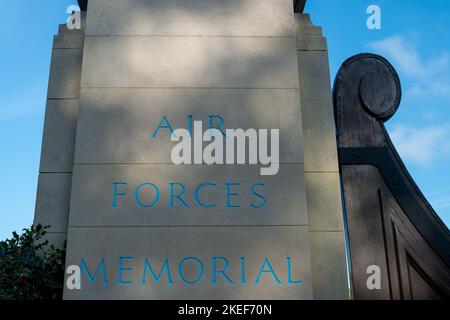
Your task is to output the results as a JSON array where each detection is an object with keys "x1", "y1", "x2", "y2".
[
  {"x1": 34, "y1": 173, "x2": 72, "y2": 233},
  {"x1": 53, "y1": 34, "x2": 85, "y2": 49},
  {"x1": 86, "y1": 0, "x2": 295, "y2": 37},
  {"x1": 74, "y1": 88, "x2": 303, "y2": 164},
  {"x1": 297, "y1": 51, "x2": 332, "y2": 101},
  {"x1": 47, "y1": 49, "x2": 83, "y2": 99},
  {"x1": 81, "y1": 36, "x2": 299, "y2": 89},
  {"x1": 295, "y1": 14, "x2": 323, "y2": 37},
  {"x1": 303, "y1": 121, "x2": 339, "y2": 172},
  {"x1": 64, "y1": 226, "x2": 313, "y2": 299},
  {"x1": 68, "y1": 164, "x2": 308, "y2": 227},
  {"x1": 305, "y1": 172, "x2": 344, "y2": 231},
  {"x1": 296, "y1": 37, "x2": 327, "y2": 51},
  {"x1": 40, "y1": 100, "x2": 79, "y2": 173},
  {"x1": 309, "y1": 231, "x2": 349, "y2": 300},
  {"x1": 300, "y1": 98, "x2": 335, "y2": 126}
]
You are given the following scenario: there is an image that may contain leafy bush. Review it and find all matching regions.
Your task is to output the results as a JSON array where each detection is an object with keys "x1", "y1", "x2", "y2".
[{"x1": 0, "y1": 225, "x2": 66, "y2": 300}]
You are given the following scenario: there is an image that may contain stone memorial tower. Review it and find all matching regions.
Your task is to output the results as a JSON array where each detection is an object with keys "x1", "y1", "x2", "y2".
[{"x1": 34, "y1": 0, "x2": 349, "y2": 299}]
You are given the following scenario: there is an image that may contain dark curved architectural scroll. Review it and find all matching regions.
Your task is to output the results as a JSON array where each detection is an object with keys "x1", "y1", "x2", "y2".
[{"x1": 333, "y1": 53, "x2": 450, "y2": 300}]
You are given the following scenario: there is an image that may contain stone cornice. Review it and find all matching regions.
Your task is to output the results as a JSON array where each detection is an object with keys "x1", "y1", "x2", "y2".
[{"x1": 78, "y1": 0, "x2": 306, "y2": 13}]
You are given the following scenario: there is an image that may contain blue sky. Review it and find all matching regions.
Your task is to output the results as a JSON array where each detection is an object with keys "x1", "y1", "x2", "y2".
[
  {"x1": 1, "y1": 0, "x2": 449, "y2": 240},
  {"x1": 305, "y1": 0, "x2": 450, "y2": 229}
]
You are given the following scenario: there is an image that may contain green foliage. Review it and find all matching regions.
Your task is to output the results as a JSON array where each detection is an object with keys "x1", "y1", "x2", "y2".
[{"x1": 0, "y1": 225, "x2": 66, "y2": 300}]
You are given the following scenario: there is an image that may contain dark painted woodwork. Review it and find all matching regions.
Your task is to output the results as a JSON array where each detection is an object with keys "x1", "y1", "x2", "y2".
[
  {"x1": 77, "y1": 0, "x2": 87, "y2": 11},
  {"x1": 333, "y1": 53, "x2": 450, "y2": 300},
  {"x1": 294, "y1": 0, "x2": 307, "y2": 13}
]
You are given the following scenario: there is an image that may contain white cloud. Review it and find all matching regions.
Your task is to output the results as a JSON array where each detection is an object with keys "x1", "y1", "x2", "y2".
[
  {"x1": 389, "y1": 125, "x2": 450, "y2": 165},
  {"x1": 368, "y1": 36, "x2": 450, "y2": 98},
  {"x1": 405, "y1": 78, "x2": 450, "y2": 98}
]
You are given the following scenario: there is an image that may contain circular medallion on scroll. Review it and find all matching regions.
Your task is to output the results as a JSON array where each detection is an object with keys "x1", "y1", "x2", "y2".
[{"x1": 359, "y1": 57, "x2": 401, "y2": 122}]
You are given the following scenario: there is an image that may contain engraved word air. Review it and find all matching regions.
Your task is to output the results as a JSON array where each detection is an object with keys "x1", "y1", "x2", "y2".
[{"x1": 158, "y1": 118, "x2": 280, "y2": 176}]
